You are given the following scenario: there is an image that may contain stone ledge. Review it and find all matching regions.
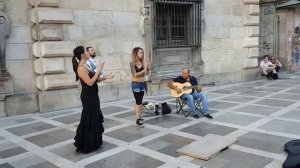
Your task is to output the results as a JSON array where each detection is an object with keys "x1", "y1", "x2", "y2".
[
  {"x1": 31, "y1": 7, "x2": 73, "y2": 24},
  {"x1": 243, "y1": 37, "x2": 259, "y2": 48},
  {"x1": 36, "y1": 74, "x2": 78, "y2": 91},
  {"x1": 32, "y1": 24, "x2": 63, "y2": 41},
  {"x1": 28, "y1": 0, "x2": 59, "y2": 7},
  {"x1": 244, "y1": 16, "x2": 259, "y2": 26},
  {"x1": 34, "y1": 58, "x2": 65, "y2": 74},
  {"x1": 244, "y1": 0, "x2": 259, "y2": 4},
  {"x1": 33, "y1": 41, "x2": 75, "y2": 57}
]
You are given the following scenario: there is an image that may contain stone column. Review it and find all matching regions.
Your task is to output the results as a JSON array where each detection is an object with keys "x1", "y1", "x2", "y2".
[{"x1": 0, "y1": 0, "x2": 10, "y2": 76}]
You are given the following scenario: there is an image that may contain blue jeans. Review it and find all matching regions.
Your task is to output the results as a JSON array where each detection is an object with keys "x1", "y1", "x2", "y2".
[{"x1": 181, "y1": 92, "x2": 208, "y2": 115}]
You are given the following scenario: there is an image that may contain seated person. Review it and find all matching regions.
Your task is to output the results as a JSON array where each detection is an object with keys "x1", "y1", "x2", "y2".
[
  {"x1": 260, "y1": 55, "x2": 278, "y2": 80},
  {"x1": 167, "y1": 68, "x2": 213, "y2": 119},
  {"x1": 270, "y1": 56, "x2": 282, "y2": 72}
]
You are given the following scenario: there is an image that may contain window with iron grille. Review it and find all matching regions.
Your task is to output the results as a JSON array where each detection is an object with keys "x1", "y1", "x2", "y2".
[{"x1": 153, "y1": 0, "x2": 202, "y2": 48}]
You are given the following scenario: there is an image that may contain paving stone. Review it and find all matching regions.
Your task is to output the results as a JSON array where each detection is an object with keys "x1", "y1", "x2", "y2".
[
  {"x1": 234, "y1": 105, "x2": 280, "y2": 116},
  {"x1": 114, "y1": 111, "x2": 136, "y2": 121},
  {"x1": 276, "y1": 80, "x2": 300, "y2": 85},
  {"x1": 25, "y1": 129, "x2": 75, "y2": 147},
  {"x1": 286, "y1": 88, "x2": 300, "y2": 95},
  {"x1": 141, "y1": 134, "x2": 195, "y2": 157},
  {"x1": 144, "y1": 115, "x2": 191, "y2": 128},
  {"x1": 210, "y1": 89, "x2": 236, "y2": 94},
  {"x1": 114, "y1": 100, "x2": 136, "y2": 106},
  {"x1": 267, "y1": 83, "x2": 295, "y2": 88},
  {"x1": 179, "y1": 122, "x2": 237, "y2": 136},
  {"x1": 9, "y1": 154, "x2": 49, "y2": 168},
  {"x1": 0, "y1": 117, "x2": 35, "y2": 128},
  {"x1": 214, "y1": 112, "x2": 262, "y2": 126},
  {"x1": 255, "y1": 98, "x2": 296, "y2": 107},
  {"x1": 191, "y1": 148, "x2": 273, "y2": 168},
  {"x1": 259, "y1": 119, "x2": 300, "y2": 135},
  {"x1": 52, "y1": 113, "x2": 81, "y2": 124},
  {"x1": 240, "y1": 81, "x2": 268, "y2": 86},
  {"x1": 0, "y1": 163, "x2": 14, "y2": 168},
  {"x1": 236, "y1": 91, "x2": 271, "y2": 97},
  {"x1": 209, "y1": 101, "x2": 239, "y2": 109},
  {"x1": 224, "y1": 85, "x2": 252, "y2": 90},
  {"x1": 51, "y1": 141, "x2": 117, "y2": 162},
  {"x1": 0, "y1": 146, "x2": 27, "y2": 158},
  {"x1": 206, "y1": 93, "x2": 225, "y2": 99},
  {"x1": 257, "y1": 87, "x2": 283, "y2": 92},
  {"x1": 6, "y1": 121, "x2": 56, "y2": 136},
  {"x1": 103, "y1": 118, "x2": 123, "y2": 129},
  {"x1": 236, "y1": 131, "x2": 293, "y2": 154},
  {"x1": 146, "y1": 95, "x2": 173, "y2": 102},
  {"x1": 101, "y1": 106, "x2": 130, "y2": 115},
  {"x1": 26, "y1": 161, "x2": 59, "y2": 168},
  {"x1": 281, "y1": 109, "x2": 300, "y2": 120},
  {"x1": 219, "y1": 95, "x2": 256, "y2": 103},
  {"x1": 273, "y1": 93, "x2": 300, "y2": 100},
  {"x1": 104, "y1": 125, "x2": 159, "y2": 143},
  {"x1": 39, "y1": 110, "x2": 77, "y2": 118},
  {"x1": 0, "y1": 142, "x2": 19, "y2": 151},
  {"x1": 85, "y1": 150, "x2": 165, "y2": 168}
]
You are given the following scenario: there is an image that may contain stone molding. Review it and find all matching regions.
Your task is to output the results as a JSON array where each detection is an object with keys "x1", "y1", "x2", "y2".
[
  {"x1": 244, "y1": 0, "x2": 259, "y2": 5},
  {"x1": 31, "y1": 7, "x2": 73, "y2": 24},
  {"x1": 28, "y1": 0, "x2": 59, "y2": 7},
  {"x1": 243, "y1": 0, "x2": 260, "y2": 69},
  {"x1": 29, "y1": 0, "x2": 76, "y2": 93},
  {"x1": 34, "y1": 58, "x2": 65, "y2": 74},
  {"x1": 32, "y1": 41, "x2": 75, "y2": 58},
  {"x1": 32, "y1": 24, "x2": 63, "y2": 41},
  {"x1": 36, "y1": 74, "x2": 78, "y2": 90}
]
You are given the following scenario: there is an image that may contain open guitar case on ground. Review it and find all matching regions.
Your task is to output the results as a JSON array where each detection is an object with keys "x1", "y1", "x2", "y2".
[{"x1": 283, "y1": 139, "x2": 300, "y2": 168}]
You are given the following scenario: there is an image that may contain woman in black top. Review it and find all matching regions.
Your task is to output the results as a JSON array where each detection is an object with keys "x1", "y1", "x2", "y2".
[{"x1": 130, "y1": 47, "x2": 150, "y2": 127}]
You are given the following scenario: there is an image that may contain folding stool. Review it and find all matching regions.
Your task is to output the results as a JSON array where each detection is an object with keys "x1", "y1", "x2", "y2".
[{"x1": 176, "y1": 97, "x2": 204, "y2": 117}]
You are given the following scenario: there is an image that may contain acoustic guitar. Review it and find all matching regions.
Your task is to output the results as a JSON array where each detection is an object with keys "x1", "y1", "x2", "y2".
[{"x1": 170, "y1": 82, "x2": 215, "y2": 98}]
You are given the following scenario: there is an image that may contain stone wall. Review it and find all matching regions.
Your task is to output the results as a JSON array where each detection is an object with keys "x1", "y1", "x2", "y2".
[
  {"x1": 200, "y1": 0, "x2": 260, "y2": 84},
  {"x1": 3, "y1": 0, "x2": 39, "y2": 116},
  {"x1": 259, "y1": 3, "x2": 275, "y2": 57},
  {"x1": 2, "y1": 0, "x2": 262, "y2": 116}
]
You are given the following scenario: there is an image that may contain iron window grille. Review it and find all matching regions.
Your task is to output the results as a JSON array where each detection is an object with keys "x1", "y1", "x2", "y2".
[{"x1": 153, "y1": 0, "x2": 202, "y2": 48}]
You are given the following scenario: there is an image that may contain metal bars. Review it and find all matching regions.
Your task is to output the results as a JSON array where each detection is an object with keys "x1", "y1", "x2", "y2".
[{"x1": 153, "y1": 0, "x2": 202, "y2": 48}]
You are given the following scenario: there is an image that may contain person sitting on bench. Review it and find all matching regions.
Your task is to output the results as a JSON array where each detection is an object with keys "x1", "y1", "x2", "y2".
[
  {"x1": 167, "y1": 68, "x2": 213, "y2": 119},
  {"x1": 260, "y1": 55, "x2": 278, "y2": 80}
]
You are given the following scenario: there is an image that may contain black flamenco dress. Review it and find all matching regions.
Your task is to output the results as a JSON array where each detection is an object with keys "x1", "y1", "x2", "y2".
[{"x1": 74, "y1": 72, "x2": 104, "y2": 154}]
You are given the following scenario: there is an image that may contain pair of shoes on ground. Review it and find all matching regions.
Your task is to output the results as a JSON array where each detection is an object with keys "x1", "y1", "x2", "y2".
[{"x1": 192, "y1": 114, "x2": 213, "y2": 119}]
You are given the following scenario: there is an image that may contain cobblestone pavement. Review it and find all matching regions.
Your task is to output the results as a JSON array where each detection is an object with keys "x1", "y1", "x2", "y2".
[{"x1": 1, "y1": 72, "x2": 300, "y2": 168}]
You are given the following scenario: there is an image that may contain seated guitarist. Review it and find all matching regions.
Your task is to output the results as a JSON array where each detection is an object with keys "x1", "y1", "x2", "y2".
[{"x1": 167, "y1": 68, "x2": 213, "y2": 119}]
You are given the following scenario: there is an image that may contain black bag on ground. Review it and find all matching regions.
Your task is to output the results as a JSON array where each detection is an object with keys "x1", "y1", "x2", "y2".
[
  {"x1": 283, "y1": 139, "x2": 300, "y2": 168},
  {"x1": 161, "y1": 102, "x2": 171, "y2": 115},
  {"x1": 272, "y1": 73, "x2": 278, "y2": 80}
]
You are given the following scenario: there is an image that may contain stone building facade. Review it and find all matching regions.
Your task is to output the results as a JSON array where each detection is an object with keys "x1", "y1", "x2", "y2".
[
  {"x1": 0, "y1": 0, "x2": 260, "y2": 117},
  {"x1": 259, "y1": 0, "x2": 300, "y2": 72}
]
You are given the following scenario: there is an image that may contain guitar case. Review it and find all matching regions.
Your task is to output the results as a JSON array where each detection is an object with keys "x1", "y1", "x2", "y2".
[{"x1": 283, "y1": 139, "x2": 300, "y2": 168}]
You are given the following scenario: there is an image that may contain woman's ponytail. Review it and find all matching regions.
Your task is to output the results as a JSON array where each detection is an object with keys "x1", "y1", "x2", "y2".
[
  {"x1": 72, "y1": 46, "x2": 85, "y2": 81},
  {"x1": 72, "y1": 56, "x2": 79, "y2": 81}
]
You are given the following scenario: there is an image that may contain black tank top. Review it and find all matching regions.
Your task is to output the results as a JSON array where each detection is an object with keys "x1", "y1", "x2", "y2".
[{"x1": 135, "y1": 65, "x2": 144, "y2": 72}]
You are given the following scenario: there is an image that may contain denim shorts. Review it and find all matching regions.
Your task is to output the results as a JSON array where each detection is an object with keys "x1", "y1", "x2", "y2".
[{"x1": 131, "y1": 82, "x2": 146, "y2": 92}]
